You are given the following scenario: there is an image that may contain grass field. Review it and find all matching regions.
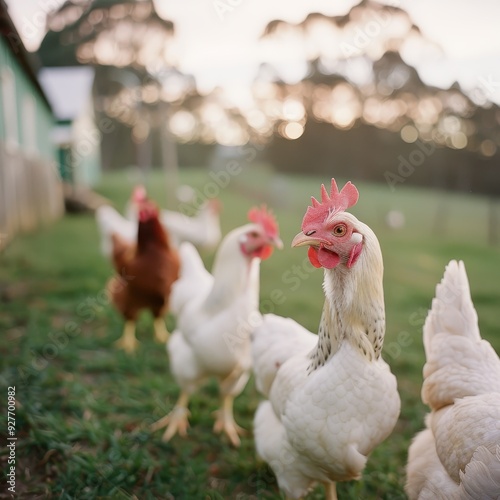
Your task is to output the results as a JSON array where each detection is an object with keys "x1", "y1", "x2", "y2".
[{"x1": 1, "y1": 165, "x2": 500, "y2": 499}]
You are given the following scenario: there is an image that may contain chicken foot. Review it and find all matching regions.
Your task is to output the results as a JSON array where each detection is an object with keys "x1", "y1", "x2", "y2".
[
  {"x1": 213, "y1": 394, "x2": 246, "y2": 447},
  {"x1": 153, "y1": 317, "x2": 169, "y2": 343},
  {"x1": 114, "y1": 320, "x2": 139, "y2": 353},
  {"x1": 150, "y1": 392, "x2": 190, "y2": 442}
]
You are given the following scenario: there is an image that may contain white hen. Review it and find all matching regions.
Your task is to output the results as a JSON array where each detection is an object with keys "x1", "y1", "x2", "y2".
[
  {"x1": 151, "y1": 206, "x2": 282, "y2": 446},
  {"x1": 252, "y1": 179, "x2": 401, "y2": 500},
  {"x1": 95, "y1": 185, "x2": 146, "y2": 257},
  {"x1": 406, "y1": 260, "x2": 500, "y2": 499},
  {"x1": 160, "y1": 199, "x2": 222, "y2": 250}
]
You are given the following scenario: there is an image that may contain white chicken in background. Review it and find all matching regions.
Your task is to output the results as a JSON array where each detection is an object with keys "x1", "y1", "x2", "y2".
[
  {"x1": 95, "y1": 185, "x2": 146, "y2": 257},
  {"x1": 385, "y1": 209, "x2": 405, "y2": 230},
  {"x1": 151, "y1": 206, "x2": 283, "y2": 447},
  {"x1": 125, "y1": 185, "x2": 222, "y2": 251},
  {"x1": 160, "y1": 198, "x2": 222, "y2": 250},
  {"x1": 252, "y1": 179, "x2": 401, "y2": 500},
  {"x1": 406, "y1": 260, "x2": 500, "y2": 499}
]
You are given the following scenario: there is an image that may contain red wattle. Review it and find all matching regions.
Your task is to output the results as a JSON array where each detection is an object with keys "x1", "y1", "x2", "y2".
[
  {"x1": 308, "y1": 246, "x2": 340, "y2": 269},
  {"x1": 317, "y1": 246, "x2": 340, "y2": 269},
  {"x1": 254, "y1": 245, "x2": 273, "y2": 260},
  {"x1": 308, "y1": 246, "x2": 322, "y2": 268}
]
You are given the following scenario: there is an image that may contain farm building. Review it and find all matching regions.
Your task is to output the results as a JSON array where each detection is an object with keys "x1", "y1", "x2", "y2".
[
  {"x1": 38, "y1": 65, "x2": 101, "y2": 188},
  {"x1": 0, "y1": 0, "x2": 64, "y2": 250}
]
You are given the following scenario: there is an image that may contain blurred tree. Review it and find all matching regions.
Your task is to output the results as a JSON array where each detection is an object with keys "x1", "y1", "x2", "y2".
[
  {"x1": 37, "y1": 0, "x2": 251, "y2": 200},
  {"x1": 36, "y1": 0, "x2": 500, "y2": 196},
  {"x1": 254, "y1": 0, "x2": 500, "y2": 195},
  {"x1": 38, "y1": 0, "x2": 184, "y2": 205},
  {"x1": 39, "y1": 0, "x2": 174, "y2": 68}
]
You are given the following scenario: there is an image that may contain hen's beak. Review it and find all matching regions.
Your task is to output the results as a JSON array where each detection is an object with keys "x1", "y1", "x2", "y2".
[{"x1": 291, "y1": 232, "x2": 321, "y2": 248}]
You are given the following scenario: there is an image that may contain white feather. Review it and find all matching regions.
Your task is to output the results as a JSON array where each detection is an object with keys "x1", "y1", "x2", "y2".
[
  {"x1": 160, "y1": 202, "x2": 221, "y2": 250},
  {"x1": 251, "y1": 314, "x2": 317, "y2": 397},
  {"x1": 406, "y1": 260, "x2": 500, "y2": 499},
  {"x1": 95, "y1": 205, "x2": 136, "y2": 257}
]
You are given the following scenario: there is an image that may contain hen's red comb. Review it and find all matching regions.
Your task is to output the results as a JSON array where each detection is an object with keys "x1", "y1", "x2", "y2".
[
  {"x1": 248, "y1": 205, "x2": 279, "y2": 239},
  {"x1": 138, "y1": 201, "x2": 158, "y2": 222},
  {"x1": 302, "y1": 179, "x2": 359, "y2": 227},
  {"x1": 132, "y1": 185, "x2": 147, "y2": 203}
]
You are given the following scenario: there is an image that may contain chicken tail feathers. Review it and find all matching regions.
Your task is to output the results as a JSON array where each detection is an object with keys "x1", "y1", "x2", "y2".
[
  {"x1": 407, "y1": 261, "x2": 500, "y2": 499},
  {"x1": 422, "y1": 260, "x2": 500, "y2": 409},
  {"x1": 423, "y1": 260, "x2": 479, "y2": 355}
]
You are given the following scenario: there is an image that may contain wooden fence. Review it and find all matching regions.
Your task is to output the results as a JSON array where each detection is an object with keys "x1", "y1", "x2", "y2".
[{"x1": 0, "y1": 142, "x2": 64, "y2": 249}]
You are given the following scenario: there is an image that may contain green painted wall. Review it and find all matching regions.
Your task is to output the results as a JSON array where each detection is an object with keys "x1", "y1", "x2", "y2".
[{"x1": 0, "y1": 37, "x2": 57, "y2": 162}]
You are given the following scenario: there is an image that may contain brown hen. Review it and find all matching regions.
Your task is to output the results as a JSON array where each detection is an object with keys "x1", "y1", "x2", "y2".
[{"x1": 108, "y1": 200, "x2": 180, "y2": 353}]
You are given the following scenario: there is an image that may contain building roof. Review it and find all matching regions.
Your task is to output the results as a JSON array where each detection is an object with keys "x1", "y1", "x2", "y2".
[
  {"x1": 0, "y1": 0, "x2": 53, "y2": 110},
  {"x1": 38, "y1": 66, "x2": 95, "y2": 121}
]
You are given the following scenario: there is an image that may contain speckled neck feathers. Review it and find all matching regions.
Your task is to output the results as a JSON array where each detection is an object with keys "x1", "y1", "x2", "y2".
[{"x1": 308, "y1": 221, "x2": 385, "y2": 373}]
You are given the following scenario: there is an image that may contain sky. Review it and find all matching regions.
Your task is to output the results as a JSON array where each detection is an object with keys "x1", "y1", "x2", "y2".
[{"x1": 6, "y1": 0, "x2": 500, "y2": 104}]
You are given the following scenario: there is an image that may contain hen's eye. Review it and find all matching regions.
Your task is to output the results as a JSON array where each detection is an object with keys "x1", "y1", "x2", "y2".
[
  {"x1": 249, "y1": 231, "x2": 259, "y2": 238},
  {"x1": 332, "y1": 224, "x2": 347, "y2": 237}
]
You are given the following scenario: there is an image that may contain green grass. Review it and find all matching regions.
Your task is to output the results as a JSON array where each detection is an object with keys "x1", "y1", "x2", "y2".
[{"x1": 1, "y1": 165, "x2": 500, "y2": 499}]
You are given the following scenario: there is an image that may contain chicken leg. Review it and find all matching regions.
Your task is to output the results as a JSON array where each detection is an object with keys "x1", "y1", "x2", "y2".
[
  {"x1": 213, "y1": 364, "x2": 248, "y2": 446},
  {"x1": 324, "y1": 482, "x2": 337, "y2": 500},
  {"x1": 213, "y1": 395, "x2": 246, "y2": 447},
  {"x1": 153, "y1": 317, "x2": 169, "y2": 343},
  {"x1": 114, "y1": 320, "x2": 139, "y2": 353},
  {"x1": 150, "y1": 392, "x2": 190, "y2": 441}
]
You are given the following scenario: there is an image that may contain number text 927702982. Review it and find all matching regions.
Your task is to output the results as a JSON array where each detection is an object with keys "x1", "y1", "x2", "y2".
[{"x1": 7, "y1": 386, "x2": 16, "y2": 494}]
